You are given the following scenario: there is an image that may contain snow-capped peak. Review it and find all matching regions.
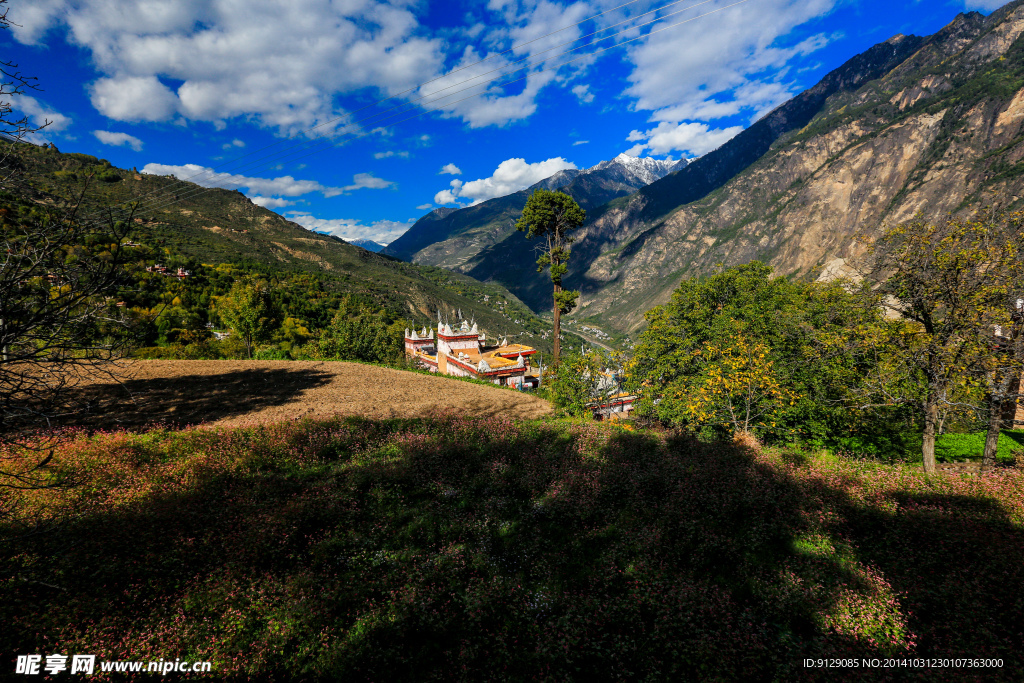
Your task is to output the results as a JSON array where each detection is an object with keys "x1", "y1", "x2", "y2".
[{"x1": 588, "y1": 153, "x2": 683, "y2": 185}]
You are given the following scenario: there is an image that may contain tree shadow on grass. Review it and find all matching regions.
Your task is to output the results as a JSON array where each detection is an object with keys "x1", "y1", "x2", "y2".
[
  {"x1": 67, "y1": 367, "x2": 334, "y2": 430},
  {"x1": 2, "y1": 418, "x2": 1022, "y2": 681}
]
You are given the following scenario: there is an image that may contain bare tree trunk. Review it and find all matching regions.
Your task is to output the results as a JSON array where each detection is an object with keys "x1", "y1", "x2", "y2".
[
  {"x1": 983, "y1": 368, "x2": 1012, "y2": 471},
  {"x1": 983, "y1": 399, "x2": 1002, "y2": 471},
  {"x1": 922, "y1": 399, "x2": 938, "y2": 473},
  {"x1": 552, "y1": 282, "x2": 561, "y2": 367}
]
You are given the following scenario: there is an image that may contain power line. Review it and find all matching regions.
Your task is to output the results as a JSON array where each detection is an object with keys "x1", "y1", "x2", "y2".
[
  {"x1": 123, "y1": 0, "x2": 721, "y2": 219},
  {"x1": 83, "y1": 0, "x2": 754, "y2": 227},
  {"x1": 77, "y1": 0, "x2": 665, "y2": 221},
  {"x1": 81, "y1": 0, "x2": 712, "y2": 225}
]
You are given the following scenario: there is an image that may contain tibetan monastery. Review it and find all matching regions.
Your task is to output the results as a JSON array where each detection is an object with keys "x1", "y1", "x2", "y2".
[{"x1": 404, "y1": 320, "x2": 538, "y2": 388}]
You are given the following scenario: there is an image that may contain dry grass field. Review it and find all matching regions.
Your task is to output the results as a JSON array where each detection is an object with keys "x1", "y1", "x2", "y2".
[{"x1": 71, "y1": 360, "x2": 552, "y2": 430}]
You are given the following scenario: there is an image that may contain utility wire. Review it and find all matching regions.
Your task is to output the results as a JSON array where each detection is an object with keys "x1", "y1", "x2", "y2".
[
  {"x1": 78, "y1": 0, "x2": 662, "y2": 220},
  {"x1": 86, "y1": 0, "x2": 753, "y2": 226},
  {"x1": 121, "y1": 0, "x2": 718, "y2": 218},
  {"x1": 154, "y1": 0, "x2": 712, "y2": 193}
]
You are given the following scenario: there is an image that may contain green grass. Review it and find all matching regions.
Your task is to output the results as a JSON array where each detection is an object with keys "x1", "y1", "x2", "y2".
[
  {"x1": 3, "y1": 416, "x2": 1023, "y2": 680},
  {"x1": 935, "y1": 430, "x2": 1024, "y2": 463}
]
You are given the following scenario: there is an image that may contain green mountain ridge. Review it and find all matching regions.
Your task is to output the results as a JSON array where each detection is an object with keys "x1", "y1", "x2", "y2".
[{"x1": 2, "y1": 143, "x2": 579, "y2": 352}]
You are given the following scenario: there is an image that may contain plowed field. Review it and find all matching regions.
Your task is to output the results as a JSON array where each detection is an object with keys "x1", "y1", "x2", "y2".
[{"x1": 74, "y1": 360, "x2": 552, "y2": 429}]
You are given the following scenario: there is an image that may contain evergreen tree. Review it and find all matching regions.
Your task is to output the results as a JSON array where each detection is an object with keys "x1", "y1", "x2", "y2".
[{"x1": 515, "y1": 189, "x2": 585, "y2": 367}]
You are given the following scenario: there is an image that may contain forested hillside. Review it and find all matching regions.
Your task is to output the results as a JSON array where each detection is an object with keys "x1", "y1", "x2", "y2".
[{"x1": 2, "y1": 143, "x2": 581, "y2": 356}]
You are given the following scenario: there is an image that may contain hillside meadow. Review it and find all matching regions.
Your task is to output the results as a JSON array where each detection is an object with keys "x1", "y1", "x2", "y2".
[{"x1": 2, "y1": 414, "x2": 1022, "y2": 681}]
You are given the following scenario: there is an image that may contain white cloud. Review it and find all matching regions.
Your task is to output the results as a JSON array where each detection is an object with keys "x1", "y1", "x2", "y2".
[
  {"x1": 625, "y1": 121, "x2": 744, "y2": 157},
  {"x1": 434, "y1": 156, "x2": 577, "y2": 206},
  {"x1": 374, "y1": 150, "x2": 410, "y2": 159},
  {"x1": 345, "y1": 173, "x2": 393, "y2": 191},
  {"x1": 572, "y1": 140, "x2": 589, "y2": 146},
  {"x1": 416, "y1": 203, "x2": 434, "y2": 210},
  {"x1": 17, "y1": 0, "x2": 445, "y2": 133},
  {"x1": 287, "y1": 212, "x2": 415, "y2": 245},
  {"x1": 571, "y1": 84, "x2": 594, "y2": 104},
  {"x1": 223, "y1": 138, "x2": 245, "y2": 150},
  {"x1": 11, "y1": 95, "x2": 72, "y2": 134},
  {"x1": 624, "y1": 0, "x2": 837, "y2": 124},
  {"x1": 434, "y1": 68, "x2": 557, "y2": 128},
  {"x1": 434, "y1": 190, "x2": 461, "y2": 205},
  {"x1": 90, "y1": 75, "x2": 179, "y2": 122},
  {"x1": 439, "y1": 163, "x2": 462, "y2": 175},
  {"x1": 93, "y1": 130, "x2": 144, "y2": 151},
  {"x1": 141, "y1": 163, "x2": 392, "y2": 197},
  {"x1": 249, "y1": 196, "x2": 294, "y2": 209}
]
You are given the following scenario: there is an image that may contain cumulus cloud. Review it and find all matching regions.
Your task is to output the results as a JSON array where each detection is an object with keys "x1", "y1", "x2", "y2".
[
  {"x1": 93, "y1": 130, "x2": 144, "y2": 151},
  {"x1": 624, "y1": 121, "x2": 744, "y2": 157},
  {"x1": 286, "y1": 212, "x2": 415, "y2": 245},
  {"x1": 90, "y1": 75, "x2": 179, "y2": 122},
  {"x1": 141, "y1": 163, "x2": 392, "y2": 198},
  {"x1": 434, "y1": 156, "x2": 576, "y2": 206},
  {"x1": 434, "y1": 188, "x2": 461, "y2": 205},
  {"x1": 223, "y1": 139, "x2": 245, "y2": 150},
  {"x1": 439, "y1": 163, "x2": 462, "y2": 175},
  {"x1": 623, "y1": 0, "x2": 837, "y2": 124},
  {"x1": 571, "y1": 84, "x2": 594, "y2": 104},
  {"x1": 249, "y1": 196, "x2": 294, "y2": 209},
  {"x1": 13, "y1": 0, "x2": 603, "y2": 133},
  {"x1": 11, "y1": 95, "x2": 72, "y2": 135},
  {"x1": 17, "y1": 0, "x2": 445, "y2": 133}
]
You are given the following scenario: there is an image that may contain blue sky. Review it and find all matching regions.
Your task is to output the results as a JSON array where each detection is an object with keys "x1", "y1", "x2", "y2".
[{"x1": 3, "y1": 0, "x2": 1013, "y2": 245}]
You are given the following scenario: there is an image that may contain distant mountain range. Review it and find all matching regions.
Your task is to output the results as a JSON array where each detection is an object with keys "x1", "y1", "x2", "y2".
[
  {"x1": 382, "y1": 153, "x2": 686, "y2": 268},
  {"x1": 347, "y1": 238, "x2": 386, "y2": 253},
  {"x1": 386, "y1": 0, "x2": 1024, "y2": 334}
]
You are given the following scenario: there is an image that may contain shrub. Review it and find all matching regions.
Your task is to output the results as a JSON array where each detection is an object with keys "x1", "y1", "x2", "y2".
[{"x1": 253, "y1": 346, "x2": 290, "y2": 361}]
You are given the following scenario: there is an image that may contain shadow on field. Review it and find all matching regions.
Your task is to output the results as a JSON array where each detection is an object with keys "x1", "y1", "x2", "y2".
[
  {"x1": 2, "y1": 418, "x2": 1022, "y2": 681},
  {"x1": 70, "y1": 367, "x2": 334, "y2": 429}
]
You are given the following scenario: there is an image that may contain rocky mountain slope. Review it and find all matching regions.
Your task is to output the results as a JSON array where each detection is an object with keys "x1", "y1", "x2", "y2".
[
  {"x1": 387, "y1": 2, "x2": 1024, "y2": 335},
  {"x1": 382, "y1": 154, "x2": 683, "y2": 268},
  {"x1": 569, "y1": 2, "x2": 1024, "y2": 331}
]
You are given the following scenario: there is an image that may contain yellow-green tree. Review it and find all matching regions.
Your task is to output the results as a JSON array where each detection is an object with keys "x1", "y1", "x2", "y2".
[
  {"x1": 548, "y1": 350, "x2": 617, "y2": 418},
  {"x1": 664, "y1": 337, "x2": 801, "y2": 437},
  {"x1": 625, "y1": 262, "x2": 857, "y2": 443},
  {"x1": 515, "y1": 189, "x2": 585, "y2": 366},
  {"x1": 861, "y1": 212, "x2": 1024, "y2": 472}
]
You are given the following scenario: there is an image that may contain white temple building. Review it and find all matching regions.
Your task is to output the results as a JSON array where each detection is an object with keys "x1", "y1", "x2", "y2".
[{"x1": 404, "y1": 320, "x2": 538, "y2": 388}]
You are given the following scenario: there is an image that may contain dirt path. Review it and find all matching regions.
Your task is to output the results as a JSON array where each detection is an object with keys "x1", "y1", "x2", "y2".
[{"x1": 74, "y1": 360, "x2": 552, "y2": 430}]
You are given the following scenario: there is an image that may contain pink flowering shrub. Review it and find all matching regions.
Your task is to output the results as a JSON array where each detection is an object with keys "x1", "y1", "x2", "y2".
[{"x1": 1, "y1": 416, "x2": 1021, "y2": 680}]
